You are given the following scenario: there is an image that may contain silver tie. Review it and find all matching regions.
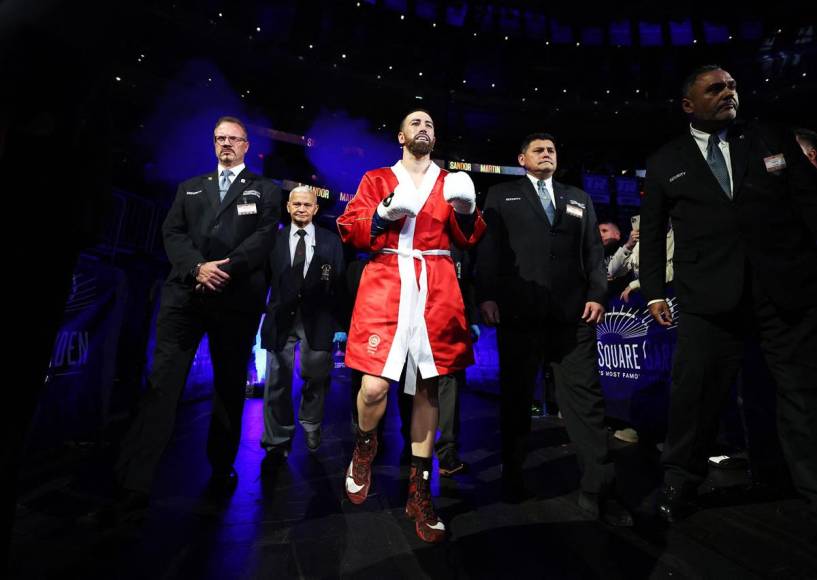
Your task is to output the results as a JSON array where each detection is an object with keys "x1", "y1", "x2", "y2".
[{"x1": 219, "y1": 169, "x2": 233, "y2": 201}]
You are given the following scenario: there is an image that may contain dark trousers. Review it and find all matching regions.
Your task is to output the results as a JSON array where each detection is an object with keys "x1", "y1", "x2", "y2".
[
  {"x1": 663, "y1": 280, "x2": 817, "y2": 508},
  {"x1": 262, "y1": 313, "x2": 332, "y2": 449},
  {"x1": 116, "y1": 301, "x2": 260, "y2": 493},
  {"x1": 498, "y1": 319, "x2": 613, "y2": 494},
  {"x1": 399, "y1": 372, "x2": 463, "y2": 454}
]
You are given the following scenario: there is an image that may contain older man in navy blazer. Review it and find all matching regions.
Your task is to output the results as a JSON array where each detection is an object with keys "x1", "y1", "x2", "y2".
[{"x1": 260, "y1": 186, "x2": 345, "y2": 457}]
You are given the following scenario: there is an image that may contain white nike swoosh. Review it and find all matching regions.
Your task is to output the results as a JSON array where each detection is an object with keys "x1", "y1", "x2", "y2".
[
  {"x1": 427, "y1": 521, "x2": 446, "y2": 530},
  {"x1": 346, "y1": 462, "x2": 364, "y2": 493}
]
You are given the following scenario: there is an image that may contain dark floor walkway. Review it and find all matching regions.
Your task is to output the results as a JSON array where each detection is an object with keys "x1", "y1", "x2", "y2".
[{"x1": 9, "y1": 366, "x2": 817, "y2": 579}]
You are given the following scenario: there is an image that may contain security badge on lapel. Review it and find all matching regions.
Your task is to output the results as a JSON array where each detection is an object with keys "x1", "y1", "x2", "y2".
[
  {"x1": 237, "y1": 188, "x2": 260, "y2": 216},
  {"x1": 565, "y1": 200, "x2": 585, "y2": 219},
  {"x1": 763, "y1": 153, "x2": 786, "y2": 173},
  {"x1": 320, "y1": 263, "x2": 332, "y2": 281}
]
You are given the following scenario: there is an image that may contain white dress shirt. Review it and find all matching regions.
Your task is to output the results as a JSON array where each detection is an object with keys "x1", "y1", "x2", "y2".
[
  {"x1": 526, "y1": 173, "x2": 556, "y2": 207},
  {"x1": 689, "y1": 125, "x2": 733, "y2": 192},
  {"x1": 217, "y1": 162, "x2": 245, "y2": 186},
  {"x1": 289, "y1": 222, "x2": 316, "y2": 277}
]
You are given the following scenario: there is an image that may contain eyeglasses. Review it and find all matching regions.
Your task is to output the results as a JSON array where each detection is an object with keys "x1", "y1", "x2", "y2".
[{"x1": 214, "y1": 135, "x2": 248, "y2": 144}]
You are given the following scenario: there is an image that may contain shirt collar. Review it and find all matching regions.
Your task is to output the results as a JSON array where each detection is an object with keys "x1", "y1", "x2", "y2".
[
  {"x1": 290, "y1": 222, "x2": 315, "y2": 239},
  {"x1": 526, "y1": 172, "x2": 553, "y2": 191},
  {"x1": 217, "y1": 163, "x2": 245, "y2": 177},
  {"x1": 689, "y1": 124, "x2": 728, "y2": 148}
]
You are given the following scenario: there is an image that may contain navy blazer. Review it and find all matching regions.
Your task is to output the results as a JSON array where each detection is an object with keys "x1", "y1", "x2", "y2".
[
  {"x1": 640, "y1": 121, "x2": 817, "y2": 314},
  {"x1": 261, "y1": 224, "x2": 345, "y2": 352},
  {"x1": 161, "y1": 168, "x2": 281, "y2": 313},
  {"x1": 476, "y1": 176, "x2": 606, "y2": 324}
]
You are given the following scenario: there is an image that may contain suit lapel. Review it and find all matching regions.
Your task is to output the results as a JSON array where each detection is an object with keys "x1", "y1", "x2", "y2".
[
  {"x1": 203, "y1": 172, "x2": 221, "y2": 211},
  {"x1": 551, "y1": 180, "x2": 567, "y2": 227},
  {"x1": 521, "y1": 177, "x2": 548, "y2": 223},
  {"x1": 275, "y1": 229, "x2": 291, "y2": 274},
  {"x1": 217, "y1": 168, "x2": 252, "y2": 218},
  {"x1": 679, "y1": 135, "x2": 731, "y2": 202},
  {"x1": 727, "y1": 124, "x2": 750, "y2": 197},
  {"x1": 304, "y1": 229, "x2": 321, "y2": 282}
]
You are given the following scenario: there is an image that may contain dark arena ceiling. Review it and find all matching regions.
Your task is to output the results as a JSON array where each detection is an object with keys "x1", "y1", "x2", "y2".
[{"x1": 12, "y1": 0, "x2": 816, "y2": 197}]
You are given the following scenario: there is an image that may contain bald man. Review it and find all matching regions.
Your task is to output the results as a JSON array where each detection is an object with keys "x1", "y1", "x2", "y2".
[{"x1": 260, "y1": 186, "x2": 345, "y2": 457}]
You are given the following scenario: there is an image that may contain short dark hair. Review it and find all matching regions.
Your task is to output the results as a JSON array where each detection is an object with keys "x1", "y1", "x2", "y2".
[
  {"x1": 519, "y1": 132, "x2": 557, "y2": 154},
  {"x1": 681, "y1": 65, "x2": 722, "y2": 98},
  {"x1": 399, "y1": 108, "x2": 434, "y2": 132},
  {"x1": 795, "y1": 128, "x2": 817, "y2": 151},
  {"x1": 214, "y1": 116, "x2": 248, "y2": 138}
]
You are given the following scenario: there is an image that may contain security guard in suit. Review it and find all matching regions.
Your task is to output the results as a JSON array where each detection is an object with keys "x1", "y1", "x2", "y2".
[
  {"x1": 113, "y1": 116, "x2": 281, "y2": 511},
  {"x1": 477, "y1": 133, "x2": 632, "y2": 526},
  {"x1": 641, "y1": 66, "x2": 817, "y2": 523}
]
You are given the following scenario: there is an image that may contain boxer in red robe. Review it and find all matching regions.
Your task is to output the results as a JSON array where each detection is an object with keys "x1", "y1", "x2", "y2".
[{"x1": 337, "y1": 109, "x2": 485, "y2": 542}]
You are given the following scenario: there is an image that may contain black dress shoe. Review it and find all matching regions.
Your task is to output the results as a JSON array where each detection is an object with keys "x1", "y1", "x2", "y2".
[
  {"x1": 656, "y1": 484, "x2": 695, "y2": 523},
  {"x1": 77, "y1": 489, "x2": 149, "y2": 528},
  {"x1": 260, "y1": 446, "x2": 289, "y2": 474},
  {"x1": 208, "y1": 468, "x2": 239, "y2": 497},
  {"x1": 578, "y1": 492, "x2": 634, "y2": 527},
  {"x1": 305, "y1": 428, "x2": 321, "y2": 452},
  {"x1": 438, "y1": 449, "x2": 467, "y2": 477}
]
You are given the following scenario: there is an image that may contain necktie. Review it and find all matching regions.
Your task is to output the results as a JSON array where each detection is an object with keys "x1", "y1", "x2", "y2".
[
  {"x1": 292, "y1": 230, "x2": 307, "y2": 284},
  {"x1": 219, "y1": 169, "x2": 233, "y2": 201},
  {"x1": 537, "y1": 179, "x2": 556, "y2": 225},
  {"x1": 706, "y1": 134, "x2": 732, "y2": 198}
]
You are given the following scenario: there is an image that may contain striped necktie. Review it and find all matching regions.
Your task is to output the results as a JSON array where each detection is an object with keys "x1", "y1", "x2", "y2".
[
  {"x1": 537, "y1": 179, "x2": 556, "y2": 224},
  {"x1": 706, "y1": 134, "x2": 732, "y2": 198},
  {"x1": 219, "y1": 169, "x2": 233, "y2": 201}
]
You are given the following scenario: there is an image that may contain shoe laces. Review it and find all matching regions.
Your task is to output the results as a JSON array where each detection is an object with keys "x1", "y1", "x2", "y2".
[
  {"x1": 412, "y1": 471, "x2": 437, "y2": 521},
  {"x1": 352, "y1": 437, "x2": 376, "y2": 479},
  {"x1": 416, "y1": 490, "x2": 437, "y2": 522}
]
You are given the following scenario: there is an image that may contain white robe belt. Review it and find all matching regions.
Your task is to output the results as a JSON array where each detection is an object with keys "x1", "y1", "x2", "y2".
[{"x1": 379, "y1": 248, "x2": 451, "y2": 394}]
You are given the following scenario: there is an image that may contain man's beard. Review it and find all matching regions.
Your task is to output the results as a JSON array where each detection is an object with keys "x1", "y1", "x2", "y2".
[{"x1": 406, "y1": 135, "x2": 434, "y2": 156}]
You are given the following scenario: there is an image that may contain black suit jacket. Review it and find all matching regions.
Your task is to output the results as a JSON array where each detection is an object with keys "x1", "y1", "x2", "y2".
[
  {"x1": 161, "y1": 168, "x2": 281, "y2": 313},
  {"x1": 640, "y1": 121, "x2": 817, "y2": 314},
  {"x1": 476, "y1": 177, "x2": 607, "y2": 324},
  {"x1": 261, "y1": 225, "x2": 345, "y2": 352}
]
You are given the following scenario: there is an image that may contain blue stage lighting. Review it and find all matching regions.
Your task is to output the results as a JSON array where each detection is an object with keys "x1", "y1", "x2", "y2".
[
  {"x1": 704, "y1": 22, "x2": 730, "y2": 44},
  {"x1": 551, "y1": 19, "x2": 573, "y2": 44},
  {"x1": 669, "y1": 19, "x2": 694, "y2": 46},
  {"x1": 415, "y1": 0, "x2": 435, "y2": 21},
  {"x1": 581, "y1": 26, "x2": 604, "y2": 46},
  {"x1": 446, "y1": 3, "x2": 467, "y2": 27},
  {"x1": 638, "y1": 21, "x2": 663, "y2": 47},
  {"x1": 524, "y1": 10, "x2": 546, "y2": 40},
  {"x1": 609, "y1": 20, "x2": 632, "y2": 46}
]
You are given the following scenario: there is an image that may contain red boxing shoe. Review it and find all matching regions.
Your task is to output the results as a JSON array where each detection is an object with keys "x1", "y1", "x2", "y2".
[
  {"x1": 405, "y1": 465, "x2": 446, "y2": 543},
  {"x1": 345, "y1": 430, "x2": 378, "y2": 504}
]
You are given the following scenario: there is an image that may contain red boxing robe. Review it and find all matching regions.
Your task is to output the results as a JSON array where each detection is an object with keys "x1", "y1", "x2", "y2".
[{"x1": 337, "y1": 161, "x2": 486, "y2": 392}]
